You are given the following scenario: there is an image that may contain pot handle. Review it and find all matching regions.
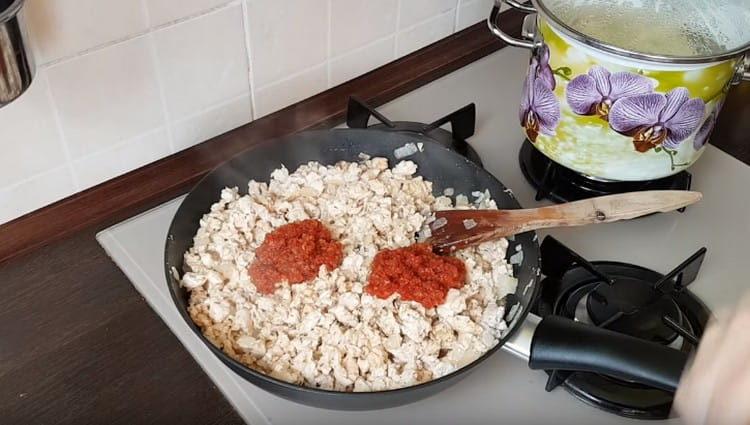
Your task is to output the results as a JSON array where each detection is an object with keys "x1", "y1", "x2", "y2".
[
  {"x1": 734, "y1": 55, "x2": 750, "y2": 83},
  {"x1": 506, "y1": 0, "x2": 537, "y2": 13},
  {"x1": 488, "y1": 1, "x2": 538, "y2": 50},
  {"x1": 528, "y1": 316, "x2": 688, "y2": 392}
]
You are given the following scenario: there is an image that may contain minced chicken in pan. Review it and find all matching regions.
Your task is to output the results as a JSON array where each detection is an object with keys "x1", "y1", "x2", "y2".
[{"x1": 179, "y1": 156, "x2": 517, "y2": 392}]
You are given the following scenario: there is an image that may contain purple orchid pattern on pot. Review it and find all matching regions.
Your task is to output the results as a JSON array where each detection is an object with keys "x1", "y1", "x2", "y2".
[
  {"x1": 534, "y1": 44, "x2": 556, "y2": 90},
  {"x1": 566, "y1": 66, "x2": 654, "y2": 121},
  {"x1": 693, "y1": 99, "x2": 724, "y2": 150},
  {"x1": 609, "y1": 87, "x2": 705, "y2": 153},
  {"x1": 497, "y1": 7, "x2": 744, "y2": 181},
  {"x1": 519, "y1": 57, "x2": 560, "y2": 143}
]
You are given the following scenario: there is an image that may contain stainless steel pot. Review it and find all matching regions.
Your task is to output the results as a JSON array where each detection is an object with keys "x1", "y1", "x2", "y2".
[
  {"x1": 489, "y1": 0, "x2": 750, "y2": 181},
  {"x1": 0, "y1": 0, "x2": 34, "y2": 108}
]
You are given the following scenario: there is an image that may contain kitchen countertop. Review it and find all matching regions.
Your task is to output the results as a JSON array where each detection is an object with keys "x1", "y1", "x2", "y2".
[{"x1": 2, "y1": 51, "x2": 749, "y2": 425}]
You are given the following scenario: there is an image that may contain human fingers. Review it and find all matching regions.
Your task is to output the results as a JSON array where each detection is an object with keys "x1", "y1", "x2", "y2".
[{"x1": 674, "y1": 308, "x2": 734, "y2": 425}]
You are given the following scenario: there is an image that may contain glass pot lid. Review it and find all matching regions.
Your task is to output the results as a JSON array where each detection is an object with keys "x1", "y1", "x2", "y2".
[{"x1": 536, "y1": 0, "x2": 750, "y2": 62}]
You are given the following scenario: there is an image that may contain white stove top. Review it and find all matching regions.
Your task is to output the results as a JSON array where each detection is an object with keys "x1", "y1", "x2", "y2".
[{"x1": 98, "y1": 48, "x2": 750, "y2": 425}]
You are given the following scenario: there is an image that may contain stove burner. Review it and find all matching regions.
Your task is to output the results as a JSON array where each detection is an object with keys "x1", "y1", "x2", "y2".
[
  {"x1": 346, "y1": 96, "x2": 482, "y2": 167},
  {"x1": 534, "y1": 237, "x2": 711, "y2": 419},
  {"x1": 586, "y1": 277, "x2": 684, "y2": 345},
  {"x1": 519, "y1": 141, "x2": 692, "y2": 208}
]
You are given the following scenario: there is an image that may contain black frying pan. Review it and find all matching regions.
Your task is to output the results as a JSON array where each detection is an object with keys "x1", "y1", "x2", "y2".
[{"x1": 164, "y1": 129, "x2": 688, "y2": 410}]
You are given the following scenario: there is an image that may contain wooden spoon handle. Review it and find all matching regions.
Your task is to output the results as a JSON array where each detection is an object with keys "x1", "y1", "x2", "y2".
[{"x1": 508, "y1": 190, "x2": 702, "y2": 233}]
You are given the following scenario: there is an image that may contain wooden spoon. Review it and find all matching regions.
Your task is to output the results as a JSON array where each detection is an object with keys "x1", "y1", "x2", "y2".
[{"x1": 425, "y1": 190, "x2": 702, "y2": 254}]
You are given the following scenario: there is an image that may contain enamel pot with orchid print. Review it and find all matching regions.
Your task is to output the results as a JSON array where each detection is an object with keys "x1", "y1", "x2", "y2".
[{"x1": 489, "y1": 0, "x2": 750, "y2": 181}]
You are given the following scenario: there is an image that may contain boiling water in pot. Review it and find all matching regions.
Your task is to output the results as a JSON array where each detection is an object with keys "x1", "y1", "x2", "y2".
[
  {"x1": 544, "y1": 0, "x2": 750, "y2": 57},
  {"x1": 563, "y1": 9, "x2": 723, "y2": 56}
]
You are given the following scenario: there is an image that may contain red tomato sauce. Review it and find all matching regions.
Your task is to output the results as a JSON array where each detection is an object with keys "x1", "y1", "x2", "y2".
[
  {"x1": 248, "y1": 219, "x2": 343, "y2": 294},
  {"x1": 365, "y1": 243, "x2": 466, "y2": 308}
]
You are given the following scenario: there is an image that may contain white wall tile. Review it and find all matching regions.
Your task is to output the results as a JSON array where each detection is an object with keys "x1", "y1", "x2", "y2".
[
  {"x1": 72, "y1": 128, "x2": 171, "y2": 190},
  {"x1": 397, "y1": 11, "x2": 455, "y2": 56},
  {"x1": 0, "y1": 166, "x2": 76, "y2": 223},
  {"x1": 46, "y1": 36, "x2": 163, "y2": 159},
  {"x1": 246, "y1": 0, "x2": 328, "y2": 87},
  {"x1": 0, "y1": 72, "x2": 65, "y2": 188},
  {"x1": 0, "y1": 0, "x2": 498, "y2": 224},
  {"x1": 145, "y1": 0, "x2": 233, "y2": 27},
  {"x1": 26, "y1": 0, "x2": 148, "y2": 64},
  {"x1": 153, "y1": 5, "x2": 249, "y2": 121},
  {"x1": 399, "y1": 0, "x2": 458, "y2": 29},
  {"x1": 330, "y1": 37, "x2": 395, "y2": 87},
  {"x1": 172, "y1": 94, "x2": 252, "y2": 152},
  {"x1": 331, "y1": 0, "x2": 398, "y2": 56},
  {"x1": 457, "y1": 0, "x2": 497, "y2": 31},
  {"x1": 254, "y1": 65, "x2": 327, "y2": 118}
]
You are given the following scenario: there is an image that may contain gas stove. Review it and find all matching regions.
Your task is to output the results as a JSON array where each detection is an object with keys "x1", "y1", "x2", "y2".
[
  {"x1": 533, "y1": 237, "x2": 710, "y2": 419},
  {"x1": 345, "y1": 96, "x2": 710, "y2": 418},
  {"x1": 98, "y1": 48, "x2": 749, "y2": 425},
  {"x1": 346, "y1": 96, "x2": 483, "y2": 167},
  {"x1": 343, "y1": 96, "x2": 712, "y2": 419}
]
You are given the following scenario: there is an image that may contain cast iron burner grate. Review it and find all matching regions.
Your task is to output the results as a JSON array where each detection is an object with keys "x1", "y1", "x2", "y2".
[
  {"x1": 346, "y1": 97, "x2": 482, "y2": 167},
  {"x1": 519, "y1": 140, "x2": 692, "y2": 209},
  {"x1": 533, "y1": 237, "x2": 711, "y2": 420}
]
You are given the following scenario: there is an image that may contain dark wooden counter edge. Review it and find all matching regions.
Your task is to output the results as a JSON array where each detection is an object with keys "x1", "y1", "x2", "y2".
[
  {"x1": 2, "y1": 9, "x2": 749, "y2": 265},
  {"x1": 0, "y1": 14, "x2": 522, "y2": 264}
]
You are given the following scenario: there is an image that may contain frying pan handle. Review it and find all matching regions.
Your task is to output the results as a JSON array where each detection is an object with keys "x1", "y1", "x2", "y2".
[{"x1": 528, "y1": 316, "x2": 688, "y2": 392}]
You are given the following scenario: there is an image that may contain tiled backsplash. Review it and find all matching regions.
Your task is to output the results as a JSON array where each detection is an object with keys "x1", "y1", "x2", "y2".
[{"x1": 0, "y1": 0, "x2": 496, "y2": 224}]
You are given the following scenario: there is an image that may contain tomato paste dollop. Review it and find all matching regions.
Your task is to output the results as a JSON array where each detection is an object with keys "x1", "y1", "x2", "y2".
[
  {"x1": 366, "y1": 243, "x2": 467, "y2": 308},
  {"x1": 249, "y1": 219, "x2": 343, "y2": 294}
]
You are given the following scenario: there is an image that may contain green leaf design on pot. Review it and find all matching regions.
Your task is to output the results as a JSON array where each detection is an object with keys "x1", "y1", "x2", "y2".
[
  {"x1": 609, "y1": 87, "x2": 705, "y2": 153},
  {"x1": 566, "y1": 66, "x2": 654, "y2": 121},
  {"x1": 553, "y1": 66, "x2": 572, "y2": 81},
  {"x1": 663, "y1": 148, "x2": 690, "y2": 171}
]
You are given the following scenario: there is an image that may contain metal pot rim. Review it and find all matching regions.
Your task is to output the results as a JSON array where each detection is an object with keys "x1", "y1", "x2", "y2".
[
  {"x1": 0, "y1": 0, "x2": 24, "y2": 24},
  {"x1": 533, "y1": 0, "x2": 750, "y2": 64}
]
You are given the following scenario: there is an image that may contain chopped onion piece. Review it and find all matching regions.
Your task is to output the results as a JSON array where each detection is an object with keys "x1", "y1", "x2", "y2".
[
  {"x1": 463, "y1": 219, "x2": 477, "y2": 230},
  {"x1": 431, "y1": 217, "x2": 448, "y2": 229},
  {"x1": 394, "y1": 143, "x2": 418, "y2": 159}
]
